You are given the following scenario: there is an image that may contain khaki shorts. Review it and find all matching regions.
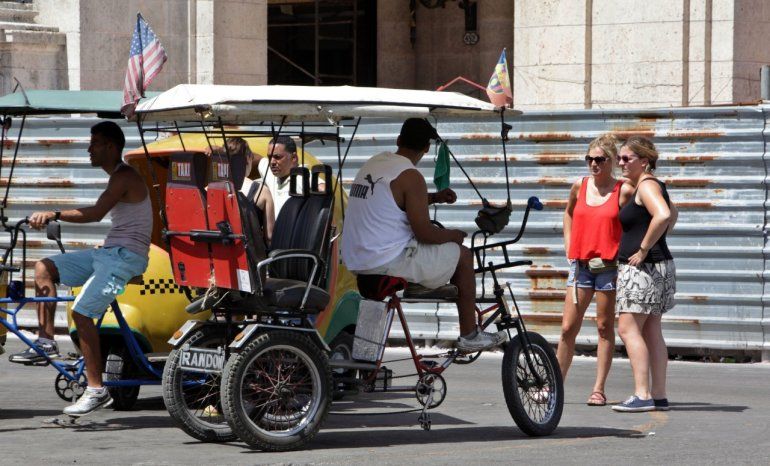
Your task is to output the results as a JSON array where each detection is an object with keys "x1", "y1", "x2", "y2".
[
  {"x1": 357, "y1": 240, "x2": 461, "y2": 290},
  {"x1": 616, "y1": 260, "x2": 676, "y2": 316}
]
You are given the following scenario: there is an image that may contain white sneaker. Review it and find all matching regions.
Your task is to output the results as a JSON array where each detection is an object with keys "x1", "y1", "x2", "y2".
[
  {"x1": 63, "y1": 387, "x2": 113, "y2": 417},
  {"x1": 456, "y1": 329, "x2": 507, "y2": 353}
]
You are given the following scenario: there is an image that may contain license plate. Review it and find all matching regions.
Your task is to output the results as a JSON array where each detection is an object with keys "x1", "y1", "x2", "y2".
[{"x1": 179, "y1": 346, "x2": 225, "y2": 374}]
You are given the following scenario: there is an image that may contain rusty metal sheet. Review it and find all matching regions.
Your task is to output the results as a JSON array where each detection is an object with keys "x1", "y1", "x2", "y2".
[
  {"x1": 4, "y1": 110, "x2": 769, "y2": 357},
  {"x1": 307, "y1": 106, "x2": 768, "y2": 352}
]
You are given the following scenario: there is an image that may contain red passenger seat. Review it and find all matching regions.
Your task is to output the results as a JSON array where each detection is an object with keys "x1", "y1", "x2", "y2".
[
  {"x1": 165, "y1": 151, "x2": 212, "y2": 288},
  {"x1": 206, "y1": 152, "x2": 264, "y2": 293}
]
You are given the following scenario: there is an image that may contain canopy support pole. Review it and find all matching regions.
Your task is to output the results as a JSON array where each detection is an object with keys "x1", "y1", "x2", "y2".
[
  {"x1": 1, "y1": 114, "x2": 25, "y2": 216},
  {"x1": 500, "y1": 108, "x2": 513, "y2": 204}
]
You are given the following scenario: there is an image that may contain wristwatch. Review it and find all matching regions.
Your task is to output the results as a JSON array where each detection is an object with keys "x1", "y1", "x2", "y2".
[
  {"x1": 639, "y1": 246, "x2": 648, "y2": 254},
  {"x1": 53, "y1": 210, "x2": 61, "y2": 221}
]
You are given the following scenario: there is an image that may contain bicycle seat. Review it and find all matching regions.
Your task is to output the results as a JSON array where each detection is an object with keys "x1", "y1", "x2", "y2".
[
  {"x1": 127, "y1": 275, "x2": 144, "y2": 285},
  {"x1": 356, "y1": 274, "x2": 458, "y2": 301},
  {"x1": 356, "y1": 274, "x2": 407, "y2": 301},
  {"x1": 402, "y1": 283, "x2": 458, "y2": 300}
]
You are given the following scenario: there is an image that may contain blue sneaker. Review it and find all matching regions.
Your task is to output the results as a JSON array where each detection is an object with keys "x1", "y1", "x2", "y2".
[
  {"x1": 654, "y1": 398, "x2": 670, "y2": 411},
  {"x1": 612, "y1": 395, "x2": 655, "y2": 412}
]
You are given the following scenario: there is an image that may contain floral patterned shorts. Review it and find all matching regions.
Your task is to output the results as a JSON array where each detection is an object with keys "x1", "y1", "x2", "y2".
[{"x1": 616, "y1": 260, "x2": 676, "y2": 315}]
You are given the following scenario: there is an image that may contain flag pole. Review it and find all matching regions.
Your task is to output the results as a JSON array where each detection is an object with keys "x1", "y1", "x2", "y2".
[{"x1": 136, "y1": 13, "x2": 145, "y2": 98}]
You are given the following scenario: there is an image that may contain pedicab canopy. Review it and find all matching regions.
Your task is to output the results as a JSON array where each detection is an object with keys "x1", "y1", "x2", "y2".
[
  {"x1": 0, "y1": 90, "x2": 159, "y2": 117},
  {"x1": 132, "y1": 84, "x2": 507, "y2": 122}
]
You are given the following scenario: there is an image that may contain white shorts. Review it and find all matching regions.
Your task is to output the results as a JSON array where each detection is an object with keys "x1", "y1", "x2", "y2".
[{"x1": 356, "y1": 240, "x2": 461, "y2": 290}]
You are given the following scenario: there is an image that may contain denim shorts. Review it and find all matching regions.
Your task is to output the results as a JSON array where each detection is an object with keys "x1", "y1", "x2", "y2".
[
  {"x1": 49, "y1": 247, "x2": 149, "y2": 319},
  {"x1": 566, "y1": 260, "x2": 617, "y2": 291}
]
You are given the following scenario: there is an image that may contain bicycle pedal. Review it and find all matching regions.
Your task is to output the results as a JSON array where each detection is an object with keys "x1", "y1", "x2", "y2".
[{"x1": 24, "y1": 360, "x2": 52, "y2": 367}]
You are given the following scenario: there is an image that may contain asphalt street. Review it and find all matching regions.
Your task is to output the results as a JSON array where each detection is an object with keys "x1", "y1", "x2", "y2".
[{"x1": 0, "y1": 337, "x2": 768, "y2": 465}]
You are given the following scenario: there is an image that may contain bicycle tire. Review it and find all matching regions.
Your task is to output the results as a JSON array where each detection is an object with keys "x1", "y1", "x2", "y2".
[
  {"x1": 221, "y1": 330, "x2": 332, "y2": 451},
  {"x1": 501, "y1": 332, "x2": 563, "y2": 436},
  {"x1": 329, "y1": 331, "x2": 357, "y2": 400},
  {"x1": 104, "y1": 347, "x2": 140, "y2": 410},
  {"x1": 162, "y1": 326, "x2": 235, "y2": 442}
]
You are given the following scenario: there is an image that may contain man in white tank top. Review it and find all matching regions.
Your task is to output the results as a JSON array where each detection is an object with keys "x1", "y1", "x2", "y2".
[
  {"x1": 342, "y1": 118, "x2": 505, "y2": 353},
  {"x1": 9, "y1": 121, "x2": 151, "y2": 417}
]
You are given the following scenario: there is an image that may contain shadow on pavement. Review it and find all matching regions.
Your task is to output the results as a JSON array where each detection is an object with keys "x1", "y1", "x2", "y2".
[
  {"x1": 0, "y1": 408, "x2": 63, "y2": 419},
  {"x1": 130, "y1": 396, "x2": 166, "y2": 411},
  {"x1": 665, "y1": 402, "x2": 748, "y2": 413},
  {"x1": 231, "y1": 425, "x2": 643, "y2": 452}
]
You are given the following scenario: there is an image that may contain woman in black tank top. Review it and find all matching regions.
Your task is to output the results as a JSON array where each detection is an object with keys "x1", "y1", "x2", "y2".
[{"x1": 612, "y1": 137, "x2": 679, "y2": 413}]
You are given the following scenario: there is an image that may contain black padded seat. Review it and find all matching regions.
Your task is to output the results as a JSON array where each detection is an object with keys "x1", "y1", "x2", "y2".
[
  {"x1": 357, "y1": 274, "x2": 457, "y2": 301},
  {"x1": 262, "y1": 277, "x2": 331, "y2": 312},
  {"x1": 403, "y1": 283, "x2": 459, "y2": 300}
]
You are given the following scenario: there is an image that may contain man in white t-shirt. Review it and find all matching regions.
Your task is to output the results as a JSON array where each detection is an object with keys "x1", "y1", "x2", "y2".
[
  {"x1": 342, "y1": 118, "x2": 506, "y2": 353},
  {"x1": 251, "y1": 136, "x2": 300, "y2": 215}
]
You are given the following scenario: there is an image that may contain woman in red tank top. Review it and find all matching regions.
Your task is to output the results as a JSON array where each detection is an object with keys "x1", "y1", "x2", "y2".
[{"x1": 557, "y1": 134, "x2": 634, "y2": 406}]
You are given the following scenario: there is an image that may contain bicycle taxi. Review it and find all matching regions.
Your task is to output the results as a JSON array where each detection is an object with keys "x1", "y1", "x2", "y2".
[
  {"x1": 0, "y1": 89, "x2": 221, "y2": 416},
  {"x1": 131, "y1": 84, "x2": 564, "y2": 451}
]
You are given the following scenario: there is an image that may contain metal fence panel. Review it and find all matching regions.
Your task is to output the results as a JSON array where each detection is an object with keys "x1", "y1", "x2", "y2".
[
  {"x1": 3, "y1": 107, "x2": 768, "y2": 354},
  {"x1": 307, "y1": 107, "x2": 768, "y2": 350}
]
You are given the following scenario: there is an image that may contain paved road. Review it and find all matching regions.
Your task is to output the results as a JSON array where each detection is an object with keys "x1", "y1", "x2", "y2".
[{"x1": 0, "y1": 338, "x2": 768, "y2": 465}]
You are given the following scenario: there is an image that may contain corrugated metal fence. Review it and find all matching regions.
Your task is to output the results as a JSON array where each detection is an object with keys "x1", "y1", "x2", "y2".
[{"x1": 4, "y1": 106, "x2": 769, "y2": 357}]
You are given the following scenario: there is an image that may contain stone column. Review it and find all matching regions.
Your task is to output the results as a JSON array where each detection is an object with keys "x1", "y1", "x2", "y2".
[{"x1": 0, "y1": 0, "x2": 68, "y2": 94}]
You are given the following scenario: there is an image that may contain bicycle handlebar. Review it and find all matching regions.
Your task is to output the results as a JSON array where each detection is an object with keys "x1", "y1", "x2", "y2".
[
  {"x1": 472, "y1": 196, "x2": 541, "y2": 253},
  {"x1": 1, "y1": 217, "x2": 65, "y2": 266},
  {"x1": 470, "y1": 196, "x2": 542, "y2": 274}
]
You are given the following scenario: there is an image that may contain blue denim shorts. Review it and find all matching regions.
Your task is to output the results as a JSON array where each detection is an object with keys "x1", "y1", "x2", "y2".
[
  {"x1": 49, "y1": 247, "x2": 149, "y2": 319},
  {"x1": 566, "y1": 260, "x2": 617, "y2": 291}
]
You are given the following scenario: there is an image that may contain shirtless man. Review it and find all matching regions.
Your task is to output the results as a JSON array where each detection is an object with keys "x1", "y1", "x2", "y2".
[{"x1": 342, "y1": 118, "x2": 505, "y2": 352}]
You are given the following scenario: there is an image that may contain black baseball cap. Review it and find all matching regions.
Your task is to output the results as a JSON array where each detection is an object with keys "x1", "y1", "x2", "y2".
[{"x1": 398, "y1": 118, "x2": 439, "y2": 150}]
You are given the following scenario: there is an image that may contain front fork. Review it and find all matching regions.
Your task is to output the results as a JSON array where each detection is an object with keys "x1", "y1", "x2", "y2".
[{"x1": 489, "y1": 266, "x2": 545, "y2": 388}]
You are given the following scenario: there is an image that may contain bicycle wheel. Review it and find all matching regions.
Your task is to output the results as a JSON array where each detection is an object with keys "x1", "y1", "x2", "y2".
[
  {"x1": 501, "y1": 331, "x2": 563, "y2": 436},
  {"x1": 221, "y1": 330, "x2": 332, "y2": 452},
  {"x1": 162, "y1": 326, "x2": 235, "y2": 442},
  {"x1": 104, "y1": 346, "x2": 140, "y2": 410},
  {"x1": 329, "y1": 331, "x2": 357, "y2": 400}
]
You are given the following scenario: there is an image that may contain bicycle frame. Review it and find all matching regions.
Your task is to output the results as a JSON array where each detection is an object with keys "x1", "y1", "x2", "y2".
[
  {"x1": 0, "y1": 296, "x2": 163, "y2": 388},
  {"x1": 363, "y1": 196, "x2": 547, "y2": 389}
]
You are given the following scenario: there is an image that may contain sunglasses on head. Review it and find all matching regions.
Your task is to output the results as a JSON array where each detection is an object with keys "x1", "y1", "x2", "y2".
[{"x1": 584, "y1": 155, "x2": 609, "y2": 164}]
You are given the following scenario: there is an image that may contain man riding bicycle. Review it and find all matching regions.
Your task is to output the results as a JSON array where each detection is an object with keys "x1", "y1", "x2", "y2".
[
  {"x1": 9, "y1": 121, "x2": 152, "y2": 416},
  {"x1": 342, "y1": 118, "x2": 505, "y2": 352}
]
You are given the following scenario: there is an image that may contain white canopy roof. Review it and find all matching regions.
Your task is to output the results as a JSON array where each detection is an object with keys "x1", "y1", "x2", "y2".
[{"x1": 133, "y1": 84, "x2": 509, "y2": 122}]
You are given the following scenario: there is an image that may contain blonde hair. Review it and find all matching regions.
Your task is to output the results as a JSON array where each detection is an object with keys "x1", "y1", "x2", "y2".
[
  {"x1": 621, "y1": 136, "x2": 659, "y2": 171},
  {"x1": 588, "y1": 133, "x2": 619, "y2": 159}
]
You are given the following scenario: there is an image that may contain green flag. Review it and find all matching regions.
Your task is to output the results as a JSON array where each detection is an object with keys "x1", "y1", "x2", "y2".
[{"x1": 433, "y1": 141, "x2": 450, "y2": 191}]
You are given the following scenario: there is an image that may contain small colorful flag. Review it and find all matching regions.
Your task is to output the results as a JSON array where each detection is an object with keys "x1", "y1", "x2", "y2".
[
  {"x1": 486, "y1": 49, "x2": 513, "y2": 108},
  {"x1": 122, "y1": 13, "x2": 167, "y2": 117}
]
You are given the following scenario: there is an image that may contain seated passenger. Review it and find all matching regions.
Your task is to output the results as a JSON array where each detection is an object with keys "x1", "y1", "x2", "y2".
[
  {"x1": 341, "y1": 118, "x2": 506, "y2": 353},
  {"x1": 225, "y1": 137, "x2": 275, "y2": 243},
  {"x1": 251, "y1": 135, "x2": 324, "y2": 217},
  {"x1": 206, "y1": 140, "x2": 275, "y2": 245}
]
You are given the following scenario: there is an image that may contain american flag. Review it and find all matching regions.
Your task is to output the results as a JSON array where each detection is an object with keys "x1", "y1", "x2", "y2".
[{"x1": 122, "y1": 13, "x2": 167, "y2": 116}]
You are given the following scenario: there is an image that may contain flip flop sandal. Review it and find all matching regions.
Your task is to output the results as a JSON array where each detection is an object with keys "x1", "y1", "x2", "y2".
[{"x1": 587, "y1": 391, "x2": 607, "y2": 406}]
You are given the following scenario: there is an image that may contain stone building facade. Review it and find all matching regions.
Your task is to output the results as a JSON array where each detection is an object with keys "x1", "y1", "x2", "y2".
[{"x1": 1, "y1": 0, "x2": 769, "y2": 110}]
